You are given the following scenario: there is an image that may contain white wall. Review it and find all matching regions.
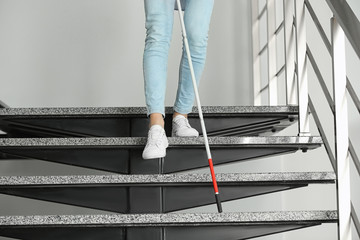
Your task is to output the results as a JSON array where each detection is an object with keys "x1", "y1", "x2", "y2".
[{"x1": 0, "y1": 0, "x2": 252, "y2": 108}]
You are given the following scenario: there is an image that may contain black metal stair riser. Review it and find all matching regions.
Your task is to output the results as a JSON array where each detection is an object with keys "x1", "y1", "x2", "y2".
[
  {"x1": 0, "y1": 107, "x2": 298, "y2": 138},
  {"x1": 0, "y1": 184, "x2": 308, "y2": 213},
  {"x1": 0, "y1": 147, "x2": 298, "y2": 174},
  {"x1": 1, "y1": 116, "x2": 294, "y2": 138},
  {"x1": 3, "y1": 118, "x2": 291, "y2": 137},
  {"x1": 0, "y1": 224, "x2": 321, "y2": 240},
  {"x1": 0, "y1": 142, "x2": 320, "y2": 174}
]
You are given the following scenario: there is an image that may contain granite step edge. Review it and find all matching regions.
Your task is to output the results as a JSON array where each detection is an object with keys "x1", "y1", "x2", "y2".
[
  {"x1": 0, "y1": 172, "x2": 336, "y2": 185},
  {"x1": 0, "y1": 136, "x2": 323, "y2": 146},
  {"x1": 0, "y1": 211, "x2": 338, "y2": 226},
  {"x1": 0, "y1": 106, "x2": 299, "y2": 116}
]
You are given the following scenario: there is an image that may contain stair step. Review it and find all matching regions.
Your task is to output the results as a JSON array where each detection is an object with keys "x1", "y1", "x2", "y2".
[
  {"x1": 0, "y1": 211, "x2": 337, "y2": 240},
  {"x1": 0, "y1": 136, "x2": 322, "y2": 174},
  {"x1": 0, "y1": 172, "x2": 335, "y2": 213},
  {"x1": 0, "y1": 106, "x2": 298, "y2": 137}
]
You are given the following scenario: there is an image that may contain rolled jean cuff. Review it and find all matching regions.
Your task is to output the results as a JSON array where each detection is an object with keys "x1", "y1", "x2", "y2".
[
  {"x1": 146, "y1": 107, "x2": 166, "y2": 119},
  {"x1": 173, "y1": 105, "x2": 193, "y2": 115}
]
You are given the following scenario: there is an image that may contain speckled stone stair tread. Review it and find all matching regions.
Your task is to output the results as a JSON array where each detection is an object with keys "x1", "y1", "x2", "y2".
[
  {"x1": 0, "y1": 211, "x2": 338, "y2": 226},
  {"x1": 0, "y1": 172, "x2": 335, "y2": 185},
  {"x1": 0, "y1": 106, "x2": 299, "y2": 116},
  {"x1": 0, "y1": 136, "x2": 322, "y2": 147}
]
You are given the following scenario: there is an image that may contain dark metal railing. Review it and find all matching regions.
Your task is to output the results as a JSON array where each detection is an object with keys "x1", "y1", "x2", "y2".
[{"x1": 326, "y1": 0, "x2": 360, "y2": 59}]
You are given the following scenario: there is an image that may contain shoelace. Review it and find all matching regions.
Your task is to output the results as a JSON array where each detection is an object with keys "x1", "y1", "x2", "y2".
[
  {"x1": 174, "y1": 117, "x2": 191, "y2": 128},
  {"x1": 148, "y1": 129, "x2": 165, "y2": 147}
]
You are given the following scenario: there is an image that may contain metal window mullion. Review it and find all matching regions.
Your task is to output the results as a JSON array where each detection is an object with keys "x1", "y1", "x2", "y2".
[
  {"x1": 252, "y1": 0, "x2": 262, "y2": 106},
  {"x1": 332, "y1": 17, "x2": 352, "y2": 240},
  {"x1": 295, "y1": 0, "x2": 310, "y2": 136},
  {"x1": 267, "y1": 0, "x2": 278, "y2": 106},
  {"x1": 284, "y1": 0, "x2": 297, "y2": 105}
]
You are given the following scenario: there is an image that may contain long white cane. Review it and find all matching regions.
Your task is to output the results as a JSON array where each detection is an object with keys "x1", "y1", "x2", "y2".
[{"x1": 176, "y1": 0, "x2": 222, "y2": 213}]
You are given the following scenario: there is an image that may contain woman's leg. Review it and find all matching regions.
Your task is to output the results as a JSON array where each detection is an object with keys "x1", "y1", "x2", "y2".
[
  {"x1": 173, "y1": 0, "x2": 214, "y2": 116},
  {"x1": 143, "y1": 0, "x2": 176, "y2": 127},
  {"x1": 143, "y1": 1, "x2": 175, "y2": 160}
]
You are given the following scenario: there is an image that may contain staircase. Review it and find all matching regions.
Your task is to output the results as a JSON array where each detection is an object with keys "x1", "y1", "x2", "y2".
[
  {"x1": 1, "y1": 0, "x2": 359, "y2": 239},
  {"x1": 0, "y1": 105, "x2": 338, "y2": 240}
]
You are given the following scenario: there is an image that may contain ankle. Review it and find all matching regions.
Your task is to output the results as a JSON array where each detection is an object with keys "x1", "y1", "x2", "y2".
[
  {"x1": 173, "y1": 112, "x2": 188, "y2": 119},
  {"x1": 149, "y1": 113, "x2": 165, "y2": 129}
]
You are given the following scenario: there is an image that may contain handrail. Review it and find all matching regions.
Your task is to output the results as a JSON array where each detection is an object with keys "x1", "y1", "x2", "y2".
[
  {"x1": 253, "y1": 0, "x2": 360, "y2": 111},
  {"x1": 251, "y1": 1, "x2": 360, "y2": 239},
  {"x1": 308, "y1": 45, "x2": 360, "y2": 177},
  {"x1": 306, "y1": 1, "x2": 360, "y2": 117},
  {"x1": 326, "y1": 0, "x2": 360, "y2": 59},
  {"x1": 307, "y1": 11, "x2": 359, "y2": 239},
  {"x1": 309, "y1": 43, "x2": 360, "y2": 237}
]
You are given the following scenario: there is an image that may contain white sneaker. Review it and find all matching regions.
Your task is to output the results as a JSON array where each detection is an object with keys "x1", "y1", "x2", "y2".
[
  {"x1": 171, "y1": 115, "x2": 199, "y2": 137},
  {"x1": 142, "y1": 125, "x2": 169, "y2": 160}
]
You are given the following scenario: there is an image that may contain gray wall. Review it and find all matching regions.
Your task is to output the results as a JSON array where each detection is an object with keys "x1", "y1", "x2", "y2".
[{"x1": 0, "y1": 1, "x2": 359, "y2": 240}]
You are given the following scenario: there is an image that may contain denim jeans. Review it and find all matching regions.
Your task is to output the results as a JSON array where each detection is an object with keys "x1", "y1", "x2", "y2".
[{"x1": 143, "y1": 0, "x2": 214, "y2": 118}]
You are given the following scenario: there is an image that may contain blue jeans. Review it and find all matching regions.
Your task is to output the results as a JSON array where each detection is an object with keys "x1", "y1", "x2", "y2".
[{"x1": 143, "y1": 0, "x2": 214, "y2": 118}]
